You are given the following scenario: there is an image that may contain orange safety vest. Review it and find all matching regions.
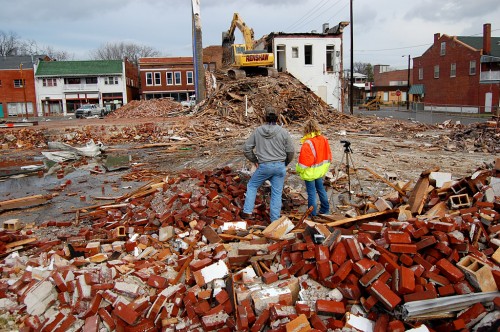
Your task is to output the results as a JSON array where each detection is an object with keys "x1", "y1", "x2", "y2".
[{"x1": 296, "y1": 134, "x2": 332, "y2": 181}]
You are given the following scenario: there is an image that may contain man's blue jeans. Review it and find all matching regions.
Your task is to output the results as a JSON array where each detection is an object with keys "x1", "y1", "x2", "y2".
[
  {"x1": 243, "y1": 161, "x2": 286, "y2": 222},
  {"x1": 305, "y1": 177, "x2": 330, "y2": 216}
]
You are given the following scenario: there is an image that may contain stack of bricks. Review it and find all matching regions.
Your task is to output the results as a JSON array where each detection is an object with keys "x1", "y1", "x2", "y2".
[{"x1": 0, "y1": 164, "x2": 498, "y2": 331}]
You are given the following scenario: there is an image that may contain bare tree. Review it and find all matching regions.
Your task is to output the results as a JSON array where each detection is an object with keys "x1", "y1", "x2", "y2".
[
  {"x1": 0, "y1": 30, "x2": 22, "y2": 56},
  {"x1": 42, "y1": 46, "x2": 72, "y2": 61},
  {"x1": 90, "y1": 42, "x2": 160, "y2": 65},
  {"x1": 354, "y1": 62, "x2": 374, "y2": 81}
]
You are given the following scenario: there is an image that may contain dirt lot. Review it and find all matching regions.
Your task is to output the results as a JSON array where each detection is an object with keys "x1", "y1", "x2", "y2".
[{"x1": 0, "y1": 111, "x2": 496, "y2": 226}]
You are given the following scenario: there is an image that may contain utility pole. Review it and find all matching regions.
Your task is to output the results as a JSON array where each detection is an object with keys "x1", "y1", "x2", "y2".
[
  {"x1": 19, "y1": 63, "x2": 29, "y2": 118},
  {"x1": 191, "y1": 0, "x2": 206, "y2": 104},
  {"x1": 406, "y1": 54, "x2": 410, "y2": 110},
  {"x1": 349, "y1": 0, "x2": 354, "y2": 115}
]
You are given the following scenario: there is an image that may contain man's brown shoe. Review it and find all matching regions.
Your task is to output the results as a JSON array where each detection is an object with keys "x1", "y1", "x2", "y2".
[{"x1": 240, "y1": 212, "x2": 254, "y2": 220}]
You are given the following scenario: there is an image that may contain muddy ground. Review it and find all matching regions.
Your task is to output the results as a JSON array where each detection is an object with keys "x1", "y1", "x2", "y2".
[{"x1": 0, "y1": 113, "x2": 495, "y2": 227}]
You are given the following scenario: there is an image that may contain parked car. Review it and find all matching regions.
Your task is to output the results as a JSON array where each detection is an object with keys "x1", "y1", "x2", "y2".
[{"x1": 75, "y1": 104, "x2": 106, "y2": 118}]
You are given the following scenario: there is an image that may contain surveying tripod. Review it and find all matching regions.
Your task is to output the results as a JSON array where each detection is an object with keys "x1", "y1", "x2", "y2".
[{"x1": 335, "y1": 140, "x2": 364, "y2": 201}]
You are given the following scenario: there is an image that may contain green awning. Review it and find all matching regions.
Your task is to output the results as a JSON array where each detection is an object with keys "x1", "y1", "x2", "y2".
[{"x1": 409, "y1": 84, "x2": 425, "y2": 95}]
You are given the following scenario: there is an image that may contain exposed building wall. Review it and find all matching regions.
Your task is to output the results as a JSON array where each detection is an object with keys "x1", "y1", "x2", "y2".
[{"x1": 271, "y1": 35, "x2": 343, "y2": 111}]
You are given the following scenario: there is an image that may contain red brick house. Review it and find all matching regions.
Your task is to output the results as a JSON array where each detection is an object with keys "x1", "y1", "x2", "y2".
[
  {"x1": 139, "y1": 57, "x2": 196, "y2": 102},
  {"x1": 412, "y1": 23, "x2": 500, "y2": 113},
  {"x1": 373, "y1": 65, "x2": 413, "y2": 106},
  {"x1": 0, "y1": 55, "x2": 49, "y2": 118}
]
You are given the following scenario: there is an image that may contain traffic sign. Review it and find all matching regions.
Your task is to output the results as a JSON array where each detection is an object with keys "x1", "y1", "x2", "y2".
[{"x1": 396, "y1": 90, "x2": 401, "y2": 97}]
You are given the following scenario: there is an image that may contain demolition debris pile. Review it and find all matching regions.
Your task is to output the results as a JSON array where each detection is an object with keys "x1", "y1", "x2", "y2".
[
  {"x1": 107, "y1": 98, "x2": 185, "y2": 119},
  {"x1": 447, "y1": 121, "x2": 500, "y2": 154},
  {"x1": 0, "y1": 160, "x2": 499, "y2": 331}
]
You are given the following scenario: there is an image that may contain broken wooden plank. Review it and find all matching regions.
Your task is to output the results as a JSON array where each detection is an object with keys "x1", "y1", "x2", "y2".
[
  {"x1": 5, "y1": 238, "x2": 38, "y2": 249},
  {"x1": 362, "y1": 166, "x2": 407, "y2": 197},
  {"x1": 0, "y1": 194, "x2": 55, "y2": 212},
  {"x1": 326, "y1": 209, "x2": 399, "y2": 227},
  {"x1": 407, "y1": 175, "x2": 431, "y2": 214}
]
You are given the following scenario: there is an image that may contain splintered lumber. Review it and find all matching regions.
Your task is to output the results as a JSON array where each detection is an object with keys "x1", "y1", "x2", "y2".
[
  {"x1": 5, "y1": 238, "x2": 38, "y2": 249},
  {"x1": 407, "y1": 173, "x2": 432, "y2": 214},
  {"x1": 362, "y1": 166, "x2": 407, "y2": 197},
  {"x1": 0, "y1": 194, "x2": 55, "y2": 212},
  {"x1": 326, "y1": 209, "x2": 398, "y2": 227}
]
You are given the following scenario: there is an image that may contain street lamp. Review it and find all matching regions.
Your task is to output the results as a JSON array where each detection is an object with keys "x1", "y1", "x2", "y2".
[{"x1": 402, "y1": 55, "x2": 410, "y2": 110}]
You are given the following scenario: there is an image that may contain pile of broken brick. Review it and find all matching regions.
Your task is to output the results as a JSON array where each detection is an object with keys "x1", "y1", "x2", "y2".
[{"x1": 0, "y1": 157, "x2": 499, "y2": 331}]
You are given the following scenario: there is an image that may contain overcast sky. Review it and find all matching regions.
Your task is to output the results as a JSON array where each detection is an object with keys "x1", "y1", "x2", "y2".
[{"x1": 1, "y1": 0, "x2": 499, "y2": 69}]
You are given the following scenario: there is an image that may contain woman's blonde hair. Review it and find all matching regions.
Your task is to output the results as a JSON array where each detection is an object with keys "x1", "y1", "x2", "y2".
[{"x1": 303, "y1": 119, "x2": 321, "y2": 136}]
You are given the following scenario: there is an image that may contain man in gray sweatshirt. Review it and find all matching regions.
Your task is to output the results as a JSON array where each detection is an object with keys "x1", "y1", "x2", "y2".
[{"x1": 242, "y1": 106, "x2": 295, "y2": 222}]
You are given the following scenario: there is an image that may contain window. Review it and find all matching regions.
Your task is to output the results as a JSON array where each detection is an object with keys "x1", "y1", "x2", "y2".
[
  {"x1": 304, "y1": 45, "x2": 313, "y2": 65},
  {"x1": 104, "y1": 76, "x2": 118, "y2": 85},
  {"x1": 418, "y1": 68, "x2": 423, "y2": 80},
  {"x1": 440, "y1": 42, "x2": 446, "y2": 56},
  {"x1": 166, "y1": 72, "x2": 173, "y2": 85},
  {"x1": 42, "y1": 78, "x2": 57, "y2": 87},
  {"x1": 326, "y1": 45, "x2": 335, "y2": 72},
  {"x1": 292, "y1": 47, "x2": 299, "y2": 58},
  {"x1": 154, "y1": 72, "x2": 161, "y2": 85},
  {"x1": 469, "y1": 60, "x2": 476, "y2": 75},
  {"x1": 85, "y1": 77, "x2": 97, "y2": 84},
  {"x1": 146, "y1": 72, "x2": 153, "y2": 86},
  {"x1": 64, "y1": 78, "x2": 81, "y2": 84},
  {"x1": 14, "y1": 79, "x2": 25, "y2": 88},
  {"x1": 434, "y1": 65, "x2": 440, "y2": 79},
  {"x1": 174, "y1": 71, "x2": 181, "y2": 85},
  {"x1": 187, "y1": 71, "x2": 194, "y2": 85},
  {"x1": 450, "y1": 63, "x2": 456, "y2": 77}
]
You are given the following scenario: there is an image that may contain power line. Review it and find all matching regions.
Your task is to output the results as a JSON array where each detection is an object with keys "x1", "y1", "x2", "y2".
[
  {"x1": 285, "y1": 0, "x2": 347, "y2": 32},
  {"x1": 285, "y1": 0, "x2": 330, "y2": 32},
  {"x1": 293, "y1": 0, "x2": 346, "y2": 32}
]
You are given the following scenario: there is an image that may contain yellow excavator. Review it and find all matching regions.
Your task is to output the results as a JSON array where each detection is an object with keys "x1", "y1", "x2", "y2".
[{"x1": 222, "y1": 13, "x2": 278, "y2": 79}]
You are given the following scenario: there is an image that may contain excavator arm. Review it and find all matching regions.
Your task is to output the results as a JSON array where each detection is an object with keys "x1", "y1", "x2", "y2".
[{"x1": 223, "y1": 13, "x2": 255, "y2": 51}]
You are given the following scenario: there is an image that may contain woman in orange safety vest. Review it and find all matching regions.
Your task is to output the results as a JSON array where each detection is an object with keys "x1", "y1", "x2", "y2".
[{"x1": 296, "y1": 119, "x2": 332, "y2": 216}]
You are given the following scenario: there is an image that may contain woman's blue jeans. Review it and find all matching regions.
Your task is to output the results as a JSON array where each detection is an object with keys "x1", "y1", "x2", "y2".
[
  {"x1": 243, "y1": 161, "x2": 286, "y2": 222},
  {"x1": 305, "y1": 177, "x2": 330, "y2": 216}
]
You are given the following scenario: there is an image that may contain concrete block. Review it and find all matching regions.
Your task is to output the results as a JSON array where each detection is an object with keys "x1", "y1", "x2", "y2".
[
  {"x1": 3, "y1": 219, "x2": 22, "y2": 231},
  {"x1": 159, "y1": 225, "x2": 175, "y2": 241},
  {"x1": 457, "y1": 256, "x2": 498, "y2": 292}
]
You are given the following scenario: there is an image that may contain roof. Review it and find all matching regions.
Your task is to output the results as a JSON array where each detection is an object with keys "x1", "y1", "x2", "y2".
[
  {"x1": 409, "y1": 84, "x2": 425, "y2": 95},
  {"x1": 139, "y1": 57, "x2": 193, "y2": 65},
  {"x1": 0, "y1": 55, "x2": 48, "y2": 70},
  {"x1": 35, "y1": 60, "x2": 123, "y2": 77},
  {"x1": 457, "y1": 36, "x2": 500, "y2": 57}
]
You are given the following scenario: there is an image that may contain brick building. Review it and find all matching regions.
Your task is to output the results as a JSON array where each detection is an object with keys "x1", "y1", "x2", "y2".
[
  {"x1": 0, "y1": 55, "x2": 49, "y2": 118},
  {"x1": 373, "y1": 65, "x2": 413, "y2": 105},
  {"x1": 139, "y1": 57, "x2": 196, "y2": 102},
  {"x1": 412, "y1": 23, "x2": 500, "y2": 113}
]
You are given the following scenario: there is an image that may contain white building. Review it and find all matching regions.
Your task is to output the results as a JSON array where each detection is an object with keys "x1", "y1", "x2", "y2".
[
  {"x1": 34, "y1": 59, "x2": 139, "y2": 116},
  {"x1": 266, "y1": 22, "x2": 349, "y2": 112}
]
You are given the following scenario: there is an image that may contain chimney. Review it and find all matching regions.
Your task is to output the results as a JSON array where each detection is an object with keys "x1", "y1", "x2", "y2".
[
  {"x1": 323, "y1": 23, "x2": 330, "y2": 33},
  {"x1": 483, "y1": 23, "x2": 491, "y2": 55},
  {"x1": 434, "y1": 33, "x2": 440, "y2": 43}
]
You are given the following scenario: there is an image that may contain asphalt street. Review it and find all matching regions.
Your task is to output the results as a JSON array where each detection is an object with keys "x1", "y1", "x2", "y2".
[{"x1": 352, "y1": 106, "x2": 492, "y2": 125}]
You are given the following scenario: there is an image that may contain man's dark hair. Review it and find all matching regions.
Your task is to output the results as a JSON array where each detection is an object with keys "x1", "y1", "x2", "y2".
[{"x1": 266, "y1": 113, "x2": 278, "y2": 123}]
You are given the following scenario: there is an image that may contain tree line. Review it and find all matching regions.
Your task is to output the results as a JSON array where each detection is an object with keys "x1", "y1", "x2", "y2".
[{"x1": 0, "y1": 30, "x2": 160, "y2": 65}]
